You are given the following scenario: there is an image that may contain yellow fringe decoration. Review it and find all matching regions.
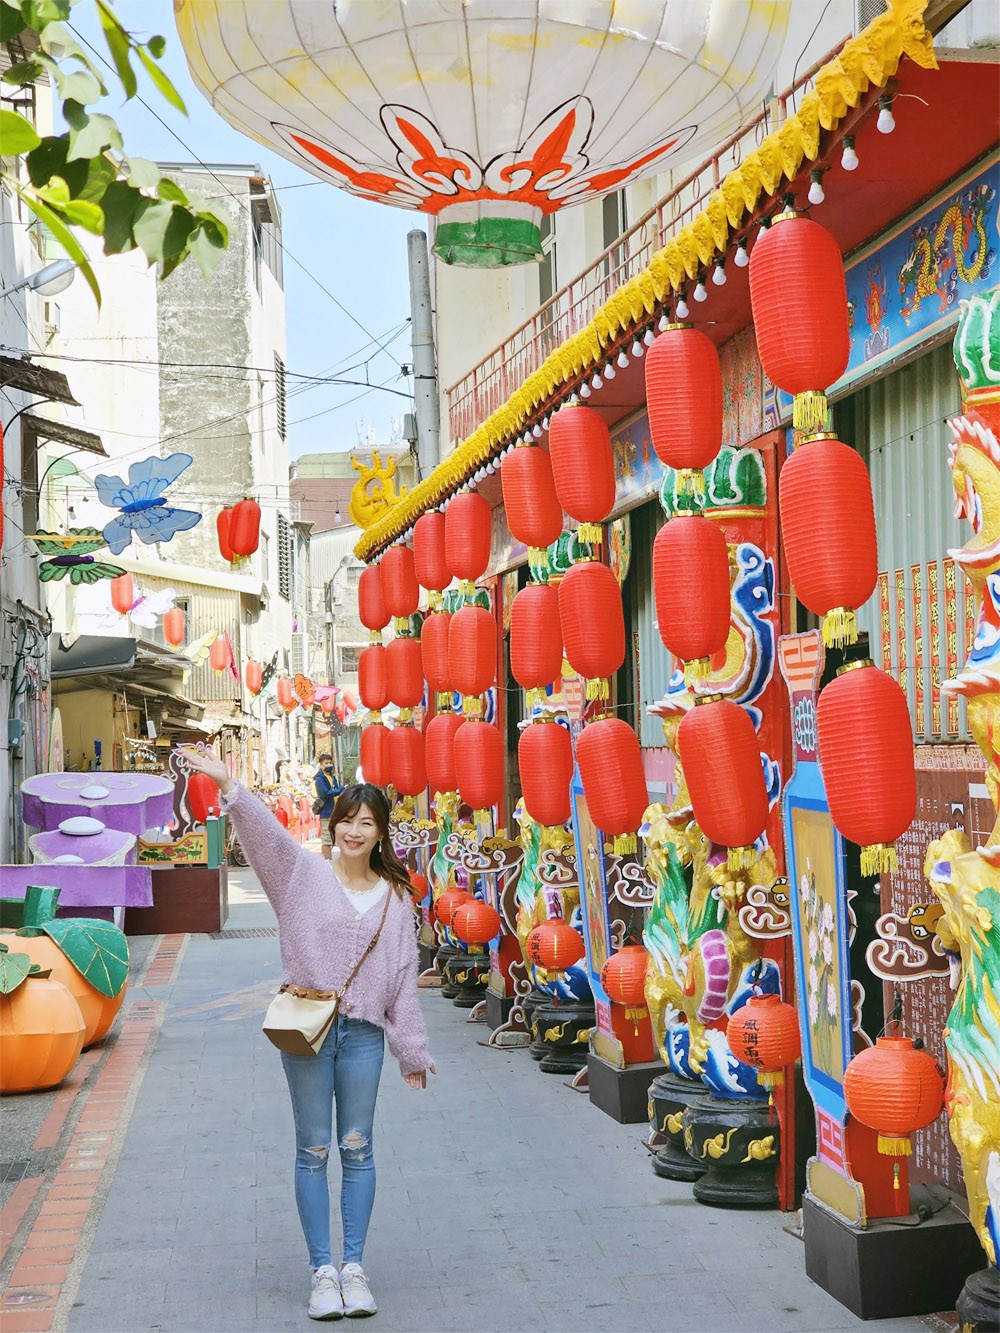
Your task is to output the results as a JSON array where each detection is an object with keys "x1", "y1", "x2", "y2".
[
  {"x1": 792, "y1": 390, "x2": 831, "y2": 434},
  {"x1": 458, "y1": 579, "x2": 475, "y2": 599},
  {"x1": 428, "y1": 590, "x2": 443, "y2": 611},
  {"x1": 677, "y1": 468, "x2": 706, "y2": 497},
  {"x1": 577, "y1": 522, "x2": 604, "y2": 545},
  {"x1": 369, "y1": 630, "x2": 383, "y2": 645},
  {"x1": 473, "y1": 807, "x2": 492, "y2": 824},
  {"x1": 822, "y1": 607, "x2": 859, "y2": 648},
  {"x1": 877, "y1": 1134, "x2": 912, "y2": 1157},
  {"x1": 586, "y1": 677, "x2": 610, "y2": 701},
  {"x1": 393, "y1": 616, "x2": 410, "y2": 635},
  {"x1": 728, "y1": 845, "x2": 758, "y2": 872},
  {"x1": 368, "y1": 710, "x2": 383, "y2": 724},
  {"x1": 613, "y1": 833, "x2": 637, "y2": 856},
  {"x1": 526, "y1": 687, "x2": 545, "y2": 708},
  {"x1": 398, "y1": 708, "x2": 413, "y2": 724},
  {"x1": 462, "y1": 696, "x2": 483, "y2": 717},
  {"x1": 758, "y1": 1070, "x2": 784, "y2": 1089},
  {"x1": 861, "y1": 843, "x2": 898, "y2": 877},
  {"x1": 435, "y1": 693, "x2": 452, "y2": 711},
  {"x1": 683, "y1": 657, "x2": 711, "y2": 688}
]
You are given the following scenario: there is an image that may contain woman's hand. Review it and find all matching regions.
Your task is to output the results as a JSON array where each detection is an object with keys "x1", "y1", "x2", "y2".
[
  {"x1": 403, "y1": 1064, "x2": 436, "y2": 1090},
  {"x1": 177, "y1": 745, "x2": 234, "y2": 795}
]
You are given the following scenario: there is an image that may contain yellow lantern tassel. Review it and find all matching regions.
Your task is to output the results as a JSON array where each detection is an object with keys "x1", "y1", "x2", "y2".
[
  {"x1": 822, "y1": 606, "x2": 858, "y2": 648},
  {"x1": 462, "y1": 696, "x2": 483, "y2": 717},
  {"x1": 473, "y1": 808, "x2": 491, "y2": 824},
  {"x1": 428, "y1": 590, "x2": 443, "y2": 611},
  {"x1": 398, "y1": 708, "x2": 413, "y2": 724},
  {"x1": 436, "y1": 692, "x2": 452, "y2": 711},
  {"x1": 861, "y1": 843, "x2": 898, "y2": 877},
  {"x1": 458, "y1": 579, "x2": 475, "y2": 599},
  {"x1": 893, "y1": 1163, "x2": 901, "y2": 1191},
  {"x1": 394, "y1": 616, "x2": 410, "y2": 635},
  {"x1": 525, "y1": 687, "x2": 545, "y2": 709},
  {"x1": 683, "y1": 657, "x2": 712, "y2": 688},
  {"x1": 757, "y1": 1070, "x2": 784, "y2": 1090},
  {"x1": 792, "y1": 390, "x2": 831, "y2": 434},
  {"x1": 625, "y1": 1004, "x2": 646, "y2": 1036},
  {"x1": 877, "y1": 1135, "x2": 912, "y2": 1157},
  {"x1": 369, "y1": 629, "x2": 383, "y2": 644},
  {"x1": 577, "y1": 522, "x2": 604, "y2": 545},
  {"x1": 586, "y1": 677, "x2": 610, "y2": 701},
  {"x1": 369, "y1": 710, "x2": 383, "y2": 724},
  {"x1": 677, "y1": 468, "x2": 706, "y2": 497},
  {"x1": 727, "y1": 844, "x2": 758, "y2": 872},
  {"x1": 613, "y1": 832, "x2": 637, "y2": 856}
]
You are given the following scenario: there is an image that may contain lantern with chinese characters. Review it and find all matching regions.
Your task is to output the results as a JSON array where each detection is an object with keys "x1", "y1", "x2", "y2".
[
  {"x1": 519, "y1": 721, "x2": 573, "y2": 827},
  {"x1": 510, "y1": 584, "x2": 562, "y2": 705},
  {"x1": 421, "y1": 609, "x2": 452, "y2": 696},
  {"x1": 558, "y1": 560, "x2": 624, "y2": 700},
  {"x1": 451, "y1": 900, "x2": 501, "y2": 953},
  {"x1": 652, "y1": 515, "x2": 731, "y2": 684},
  {"x1": 435, "y1": 889, "x2": 473, "y2": 930},
  {"x1": 358, "y1": 564, "x2": 389, "y2": 641},
  {"x1": 359, "y1": 644, "x2": 390, "y2": 712},
  {"x1": 209, "y1": 634, "x2": 229, "y2": 675},
  {"x1": 276, "y1": 676, "x2": 295, "y2": 711},
  {"x1": 644, "y1": 324, "x2": 723, "y2": 494},
  {"x1": 601, "y1": 947, "x2": 649, "y2": 1033},
  {"x1": 676, "y1": 698, "x2": 768, "y2": 870},
  {"x1": 110, "y1": 573, "x2": 133, "y2": 616},
  {"x1": 217, "y1": 507, "x2": 234, "y2": 562},
  {"x1": 526, "y1": 920, "x2": 585, "y2": 975},
  {"x1": 445, "y1": 493, "x2": 491, "y2": 593},
  {"x1": 245, "y1": 659, "x2": 263, "y2": 695},
  {"x1": 501, "y1": 445, "x2": 563, "y2": 554},
  {"x1": 726, "y1": 993, "x2": 801, "y2": 1092},
  {"x1": 381, "y1": 545, "x2": 419, "y2": 622},
  {"x1": 412, "y1": 511, "x2": 450, "y2": 597},
  {"x1": 843, "y1": 1035, "x2": 945, "y2": 1159},
  {"x1": 816, "y1": 661, "x2": 916, "y2": 875},
  {"x1": 388, "y1": 722, "x2": 426, "y2": 797},
  {"x1": 748, "y1": 211, "x2": 850, "y2": 432},
  {"x1": 779, "y1": 434, "x2": 878, "y2": 649},
  {"x1": 448, "y1": 605, "x2": 496, "y2": 711},
  {"x1": 187, "y1": 771, "x2": 218, "y2": 825},
  {"x1": 425, "y1": 710, "x2": 464, "y2": 795},
  {"x1": 454, "y1": 719, "x2": 503, "y2": 820},
  {"x1": 547, "y1": 404, "x2": 615, "y2": 544},
  {"x1": 576, "y1": 717, "x2": 648, "y2": 854},
  {"x1": 163, "y1": 606, "x2": 185, "y2": 647},
  {"x1": 361, "y1": 722, "x2": 390, "y2": 787},
  {"x1": 228, "y1": 498, "x2": 261, "y2": 557},
  {"x1": 385, "y1": 637, "x2": 425, "y2": 710}
]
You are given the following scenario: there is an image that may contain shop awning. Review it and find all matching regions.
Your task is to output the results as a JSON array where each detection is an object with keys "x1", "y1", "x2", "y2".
[
  {"x1": 50, "y1": 634, "x2": 204, "y2": 723},
  {"x1": 0, "y1": 355, "x2": 78, "y2": 405}
]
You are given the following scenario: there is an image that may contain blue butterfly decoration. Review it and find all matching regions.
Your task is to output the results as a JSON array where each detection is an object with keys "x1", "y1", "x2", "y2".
[{"x1": 94, "y1": 452, "x2": 202, "y2": 555}]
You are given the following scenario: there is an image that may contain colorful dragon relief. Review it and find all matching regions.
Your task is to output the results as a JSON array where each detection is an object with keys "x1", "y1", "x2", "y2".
[
  {"x1": 512, "y1": 800, "x2": 589, "y2": 1003},
  {"x1": 899, "y1": 183, "x2": 996, "y2": 325}
]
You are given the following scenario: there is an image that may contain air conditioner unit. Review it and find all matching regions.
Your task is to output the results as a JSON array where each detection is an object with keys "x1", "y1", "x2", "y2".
[{"x1": 290, "y1": 631, "x2": 309, "y2": 676}]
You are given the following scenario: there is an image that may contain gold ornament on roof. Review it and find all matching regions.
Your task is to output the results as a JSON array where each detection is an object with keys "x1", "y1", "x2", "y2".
[{"x1": 349, "y1": 451, "x2": 408, "y2": 530}]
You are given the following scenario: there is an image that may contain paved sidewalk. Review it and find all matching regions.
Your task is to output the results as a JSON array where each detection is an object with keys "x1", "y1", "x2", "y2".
[{"x1": 5, "y1": 870, "x2": 937, "y2": 1332}]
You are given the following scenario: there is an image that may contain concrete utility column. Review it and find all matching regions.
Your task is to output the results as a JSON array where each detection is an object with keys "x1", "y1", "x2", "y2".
[{"x1": 407, "y1": 229, "x2": 441, "y2": 480}]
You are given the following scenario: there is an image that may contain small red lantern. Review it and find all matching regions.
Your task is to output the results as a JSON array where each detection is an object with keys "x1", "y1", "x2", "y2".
[
  {"x1": 677, "y1": 699, "x2": 768, "y2": 870},
  {"x1": 501, "y1": 445, "x2": 563, "y2": 552},
  {"x1": 425, "y1": 710, "x2": 464, "y2": 795},
  {"x1": 245, "y1": 659, "x2": 263, "y2": 695},
  {"x1": 576, "y1": 717, "x2": 649, "y2": 854},
  {"x1": 448, "y1": 605, "x2": 496, "y2": 706},
  {"x1": 361, "y1": 722, "x2": 390, "y2": 786},
  {"x1": 163, "y1": 606, "x2": 185, "y2": 647},
  {"x1": 653, "y1": 515, "x2": 731, "y2": 684},
  {"x1": 421, "y1": 610, "x2": 453, "y2": 695},
  {"x1": 843, "y1": 1035, "x2": 945, "y2": 1158},
  {"x1": 388, "y1": 723, "x2": 426, "y2": 797},
  {"x1": 526, "y1": 920, "x2": 585, "y2": 973},
  {"x1": 601, "y1": 946, "x2": 649, "y2": 1031},
  {"x1": 510, "y1": 584, "x2": 563, "y2": 701},
  {"x1": 445, "y1": 493, "x2": 491, "y2": 590},
  {"x1": 726, "y1": 993, "x2": 801, "y2": 1090},
  {"x1": 381, "y1": 545, "x2": 419, "y2": 620},
  {"x1": 359, "y1": 644, "x2": 390, "y2": 712},
  {"x1": 451, "y1": 899, "x2": 501, "y2": 950},
  {"x1": 320, "y1": 693, "x2": 336, "y2": 715},
  {"x1": 209, "y1": 634, "x2": 229, "y2": 674},
  {"x1": 816, "y1": 661, "x2": 916, "y2": 875},
  {"x1": 276, "y1": 677, "x2": 295, "y2": 710},
  {"x1": 455, "y1": 718, "x2": 503, "y2": 817},
  {"x1": 435, "y1": 888, "x2": 473, "y2": 929},
  {"x1": 228, "y1": 498, "x2": 261, "y2": 557},
  {"x1": 519, "y1": 722, "x2": 573, "y2": 827},
  {"x1": 558, "y1": 561, "x2": 624, "y2": 700},
  {"x1": 748, "y1": 212, "x2": 850, "y2": 432},
  {"x1": 358, "y1": 564, "x2": 390, "y2": 636},
  {"x1": 187, "y1": 771, "x2": 218, "y2": 824},
  {"x1": 385, "y1": 637, "x2": 425, "y2": 709},
  {"x1": 216, "y1": 507, "x2": 234, "y2": 562},
  {"x1": 779, "y1": 435, "x2": 878, "y2": 648},
  {"x1": 547, "y1": 403, "x2": 615, "y2": 542},
  {"x1": 413, "y1": 511, "x2": 451, "y2": 593},
  {"x1": 407, "y1": 870, "x2": 429, "y2": 904},
  {"x1": 110, "y1": 573, "x2": 134, "y2": 616},
  {"x1": 644, "y1": 324, "x2": 723, "y2": 493}
]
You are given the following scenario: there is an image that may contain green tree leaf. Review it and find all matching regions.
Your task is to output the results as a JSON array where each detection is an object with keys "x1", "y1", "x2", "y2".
[
  {"x1": 0, "y1": 108, "x2": 41, "y2": 153},
  {"x1": 42, "y1": 918, "x2": 129, "y2": 998},
  {"x1": 98, "y1": 178, "x2": 141, "y2": 253},
  {"x1": 62, "y1": 196, "x2": 104, "y2": 233},
  {"x1": 3, "y1": 59, "x2": 45, "y2": 84},
  {"x1": 133, "y1": 199, "x2": 194, "y2": 262},
  {"x1": 96, "y1": 0, "x2": 136, "y2": 99},
  {"x1": 58, "y1": 68, "x2": 103, "y2": 106},
  {"x1": 124, "y1": 156, "x2": 159, "y2": 189},
  {"x1": 14, "y1": 184, "x2": 100, "y2": 305},
  {"x1": 156, "y1": 177, "x2": 189, "y2": 206},
  {"x1": 65, "y1": 103, "x2": 122, "y2": 161},
  {"x1": 147, "y1": 34, "x2": 166, "y2": 59},
  {"x1": 0, "y1": 948, "x2": 31, "y2": 995},
  {"x1": 136, "y1": 44, "x2": 186, "y2": 114},
  {"x1": 188, "y1": 222, "x2": 227, "y2": 281}
]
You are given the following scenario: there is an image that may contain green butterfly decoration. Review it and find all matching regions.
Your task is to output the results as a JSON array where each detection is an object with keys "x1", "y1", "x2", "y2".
[{"x1": 30, "y1": 528, "x2": 125, "y2": 584}]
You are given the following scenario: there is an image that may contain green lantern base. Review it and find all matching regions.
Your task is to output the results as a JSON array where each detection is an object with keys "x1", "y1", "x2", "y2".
[{"x1": 434, "y1": 217, "x2": 542, "y2": 267}]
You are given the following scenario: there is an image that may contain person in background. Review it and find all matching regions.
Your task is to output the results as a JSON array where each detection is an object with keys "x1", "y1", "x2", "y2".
[{"x1": 314, "y1": 754, "x2": 343, "y2": 862}]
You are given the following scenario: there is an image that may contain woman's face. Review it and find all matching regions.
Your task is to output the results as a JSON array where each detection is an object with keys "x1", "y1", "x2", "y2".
[{"x1": 333, "y1": 803, "x2": 381, "y2": 860}]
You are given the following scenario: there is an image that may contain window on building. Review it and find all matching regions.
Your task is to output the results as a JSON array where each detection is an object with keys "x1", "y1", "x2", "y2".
[
  {"x1": 339, "y1": 645, "x2": 362, "y2": 675},
  {"x1": 274, "y1": 353, "x2": 287, "y2": 441},
  {"x1": 261, "y1": 531, "x2": 270, "y2": 584},
  {"x1": 277, "y1": 512, "x2": 292, "y2": 601},
  {"x1": 602, "y1": 190, "x2": 629, "y2": 286}
]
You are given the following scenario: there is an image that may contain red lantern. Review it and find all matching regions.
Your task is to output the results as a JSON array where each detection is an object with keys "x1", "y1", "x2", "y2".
[
  {"x1": 843, "y1": 1035, "x2": 945, "y2": 1157},
  {"x1": 526, "y1": 920, "x2": 584, "y2": 973},
  {"x1": 163, "y1": 606, "x2": 185, "y2": 647},
  {"x1": 358, "y1": 644, "x2": 390, "y2": 711},
  {"x1": 677, "y1": 699, "x2": 769, "y2": 870},
  {"x1": 275, "y1": 805, "x2": 290, "y2": 828},
  {"x1": 816, "y1": 662, "x2": 916, "y2": 875},
  {"x1": 451, "y1": 899, "x2": 501, "y2": 949},
  {"x1": 276, "y1": 677, "x2": 294, "y2": 710},
  {"x1": 209, "y1": 634, "x2": 229, "y2": 674},
  {"x1": 421, "y1": 610, "x2": 453, "y2": 695},
  {"x1": 228, "y1": 498, "x2": 261, "y2": 557},
  {"x1": 558, "y1": 561, "x2": 624, "y2": 699},
  {"x1": 547, "y1": 403, "x2": 615, "y2": 541},
  {"x1": 320, "y1": 693, "x2": 336, "y2": 715},
  {"x1": 576, "y1": 718, "x2": 649, "y2": 854},
  {"x1": 425, "y1": 710, "x2": 464, "y2": 795},
  {"x1": 748, "y1": 212, "x2": 850, "y2": 431},
  {"x1": 245, "y1": 659, "x2": 263, "y2": 695},
  {"x1": 644, "y1": 324, "x2": 723, "y2": 491},
  {"x1": 358, "y1": 564, "x2": 390, "y2": 634},
  {"x1": 601, "y1": 946, "x2": 649, "y2": 1030},
  {"x1": 519, "y1": 722, "x2": 573, "y2": 827},
  {"x1": 448, "y1": 605, "x2": 496, "y2": 704},
  {"x1": 388, "y1": 723, "x2": 426, "y2": 797},
  {"x1": 187, "y1": 771, "x2": 218, "y2": 824},
  {"x1": 444, "y1": 493, "x2": 491, "y2": 588},
  {"x1": 510, "y1": 584, "x2": 562, "y2": 698},
  {"x1": 726, "y1": 993, "x2": 801, "y2": 1089},
  {"x1": 779, "y1": 435, "x2": 878, "y2": 648},
  {"x1": 381, "y1": 545, "x2": 419, "y2": 619},
  {"x1": 110, "y1": 573, "x2": 133, "y2": 615},
  {"x1": 413, "y1": 511, "x2": 451, "y2": 592},
  {"x1": 652, "y1": 515, "x2": 731, "y2": 683},
  {"x1": 407, "y1": 870, "x2": 429, "y2": 903},
  {"x1": 385, "y1": 637, "x2": 425, "y2": 709},
  {"x1": 217, "y1": 507, "x2": 234, "y2": 562},
  {"x1": 361, "y1": 722, "x2": 390, "y2": 786},
  {"x1": 454, "y1": 719, "x2": 503, "y2": 816},
  {"x1": 435, "y1": 888, "x2": 473, "y2": 928},
  {"x1": 501, "y1": 445, "x2": 563, "y2": 551}
]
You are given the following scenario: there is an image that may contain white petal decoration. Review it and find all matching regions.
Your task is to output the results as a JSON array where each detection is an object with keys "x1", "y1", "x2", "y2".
[
  {"x1": 79, "y1": 784, "x2": 110, "y2": 800},
  {"x1": 51, "y1": 854, "x2": 87, "y2": 864},
  {"x1": 58, "y1": 816, "x2": 106, "y2": 836}
]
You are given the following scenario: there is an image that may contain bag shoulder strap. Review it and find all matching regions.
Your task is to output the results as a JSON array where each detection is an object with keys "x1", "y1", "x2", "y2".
[{"x1": 338, "y1": 882, "x2": 393, "y2": 1000}]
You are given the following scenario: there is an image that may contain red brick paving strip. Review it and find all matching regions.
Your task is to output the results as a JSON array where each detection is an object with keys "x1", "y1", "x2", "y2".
[{"x1": 0, "y1": 932, "x2": 185, "y2": 1333}]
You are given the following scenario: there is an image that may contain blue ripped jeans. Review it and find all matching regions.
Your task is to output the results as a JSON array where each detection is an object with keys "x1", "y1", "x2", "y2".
[{"x1": 280, "y1": 1014, "x2": 384, "y2": 1267}]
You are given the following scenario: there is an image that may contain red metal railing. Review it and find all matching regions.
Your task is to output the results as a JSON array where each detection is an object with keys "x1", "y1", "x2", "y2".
[{"x1": 445, "y1": 47, "x2": 843, "y2": 447}]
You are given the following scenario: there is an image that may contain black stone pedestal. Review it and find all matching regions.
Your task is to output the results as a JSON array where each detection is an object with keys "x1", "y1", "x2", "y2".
[
  {"x1": 683, "y1": 1095, "x2": 779, "y2": 1208},
  {"x1": 587, "y1": 1053, "x2": 664, "y2": 1124},
  {"x1": 803, "y1": 1191, "x2": 985, "y2": 1321},
  {"x1": 522, "y1": 990, "x2": 549, "y2": 1060},
  {"x1": 648, "y1": 1071, "x2": 706, "y2": 1182},
  {"x1": 442, "y1": 952, "x2": 490, "y2": 1007},
  {"x1": 533, "y1": 999, "x2": 594, "y2": 1074},
  {"x1": 435, "y1": 944, "x2": 459, "y2": 997},
  {"x1": 957, "y1": 1267, "x2": 1000, "y2": 1333},
  {"x1": 485, "y1": 990, "x2": 514, "y2": 1029}
]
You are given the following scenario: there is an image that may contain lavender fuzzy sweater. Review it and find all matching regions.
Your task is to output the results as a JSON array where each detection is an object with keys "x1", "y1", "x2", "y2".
[{"x1": 222, "y1": 784, "x2": 432, "y2": 1076}]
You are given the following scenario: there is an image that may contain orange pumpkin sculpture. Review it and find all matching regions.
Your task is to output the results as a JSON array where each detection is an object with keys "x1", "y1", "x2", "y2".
[{"x1": 0, "y1": 946, "x2": 85, "y2": 1094}]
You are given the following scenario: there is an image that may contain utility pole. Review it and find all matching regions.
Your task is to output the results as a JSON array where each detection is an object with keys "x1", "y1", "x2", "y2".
[{"x1": 407, "y1": 229, "x2": 440, "y2": 479}]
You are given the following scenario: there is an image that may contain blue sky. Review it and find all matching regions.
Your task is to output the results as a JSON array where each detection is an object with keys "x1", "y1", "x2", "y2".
[{"x1": 72, "y1": 0, "x2": 417, "y2": 460}]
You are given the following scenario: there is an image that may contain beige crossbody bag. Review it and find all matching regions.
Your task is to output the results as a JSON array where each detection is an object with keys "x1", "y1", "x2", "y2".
[{"x1": 262, "y1": 886, "x2": 392, "y2": 1056}]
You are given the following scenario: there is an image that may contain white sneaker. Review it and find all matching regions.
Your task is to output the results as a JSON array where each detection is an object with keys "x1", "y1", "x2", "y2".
[
  {"x1": 339, "y1": 1262, "x2": 377, "y2": 1317},
  {"x1": 309, "y1": 1265, "x2": 344, "y2": 1320}
]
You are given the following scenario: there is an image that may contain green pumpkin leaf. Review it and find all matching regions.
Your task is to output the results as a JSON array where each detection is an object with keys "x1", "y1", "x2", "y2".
[
  {"x1": 0, "y1": 949, "x2": 31, "y2": 995},
  {"x1": 42, "y1": 918, "x2": 129, "y2": 998}
]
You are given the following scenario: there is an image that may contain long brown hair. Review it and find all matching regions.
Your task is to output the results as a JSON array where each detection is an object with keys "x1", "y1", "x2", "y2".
[{"x1": 328, "y1": 783, "x2": 410, "y2": 898}]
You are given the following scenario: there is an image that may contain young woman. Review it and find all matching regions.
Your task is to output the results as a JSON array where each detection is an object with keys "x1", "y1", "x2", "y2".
[{"x1": 181, "y1": 747, "x2": 435, "y2": 1321}]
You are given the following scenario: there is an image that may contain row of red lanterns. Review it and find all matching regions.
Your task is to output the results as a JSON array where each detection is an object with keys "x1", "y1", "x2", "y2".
[{"x1": 360, "y1": 714, "x2": 504, "y2": 816}]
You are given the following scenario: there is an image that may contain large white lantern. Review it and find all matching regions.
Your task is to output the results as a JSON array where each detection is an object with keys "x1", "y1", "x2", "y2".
[{"x1": 175, "y1": 1, "x2": 789, "y2": 267}]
